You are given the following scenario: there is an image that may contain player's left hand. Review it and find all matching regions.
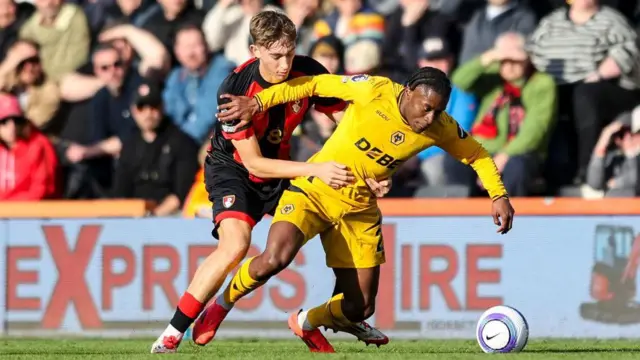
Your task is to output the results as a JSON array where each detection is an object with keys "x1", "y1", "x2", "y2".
[
  {"x1": 216, "y1": 94, "x2": 260, "y2": 126},
  {"x1": 491, "y1": 196, "x2": 515, "y2": 234},
  {"x1": 366, "y1": 178, "x2": 392, "y2": 198}
]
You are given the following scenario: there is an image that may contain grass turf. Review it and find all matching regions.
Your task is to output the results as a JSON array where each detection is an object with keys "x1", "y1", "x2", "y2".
[{"x1": 2, "y1": 338, "x2": 640, "y2": 359}]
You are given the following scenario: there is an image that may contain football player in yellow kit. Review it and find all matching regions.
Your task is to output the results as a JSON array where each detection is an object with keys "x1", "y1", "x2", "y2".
[{"x1": 211, "y1": 67, "x2": 515, "y2": 352}]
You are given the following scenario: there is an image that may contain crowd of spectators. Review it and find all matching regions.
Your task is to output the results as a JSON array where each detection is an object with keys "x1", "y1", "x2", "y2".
[{"x1": 0, "y1": 0, "x2": 639, "y2": 216}]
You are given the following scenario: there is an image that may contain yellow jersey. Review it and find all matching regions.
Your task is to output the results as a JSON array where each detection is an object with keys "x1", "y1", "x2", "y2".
[{"x1": 255, "y1": 74, "x2": 507, "y2": 206}]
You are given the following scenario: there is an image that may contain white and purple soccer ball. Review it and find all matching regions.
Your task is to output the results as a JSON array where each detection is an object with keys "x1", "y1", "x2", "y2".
[{"x1": 476, "y1": 305, "x2": 529, "y2": 353}]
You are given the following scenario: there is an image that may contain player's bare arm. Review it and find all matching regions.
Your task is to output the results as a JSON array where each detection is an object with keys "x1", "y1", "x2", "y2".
[{"x1": 232, "y1": 135, "x2": 355, "y2": 188}]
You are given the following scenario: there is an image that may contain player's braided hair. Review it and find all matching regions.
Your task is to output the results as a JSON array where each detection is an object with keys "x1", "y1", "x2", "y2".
[{"x1": 405, "y1": 67, "x2": 452, "y2": 99}]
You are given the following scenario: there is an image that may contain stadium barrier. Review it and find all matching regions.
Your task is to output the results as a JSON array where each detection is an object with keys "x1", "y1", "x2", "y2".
[{"x1": 1, "y1": 198, "x2": 640, "y2": 339}]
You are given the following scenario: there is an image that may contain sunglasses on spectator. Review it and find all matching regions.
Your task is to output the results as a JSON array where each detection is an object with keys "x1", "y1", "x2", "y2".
[
  {"x1": 0, "y1": 117, "x2": 25, "y2": 126},
  {"x1": 98, "y1": 60, "x2": 124, "y2": 71},
  {"x1": 17, "y1": 56, "x2": 40, "y2": 69}
]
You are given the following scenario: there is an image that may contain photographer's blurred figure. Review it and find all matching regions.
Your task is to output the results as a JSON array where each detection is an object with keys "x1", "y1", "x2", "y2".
[
  {"x1": 585, "y1": 109, "x2": 640, "y2": 197},
  {"x1": 112, "y1": 80, "x2": 199, "y2": 216}
]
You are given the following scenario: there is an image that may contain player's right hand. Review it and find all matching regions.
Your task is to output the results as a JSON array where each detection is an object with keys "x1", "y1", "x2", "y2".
[
  {"x1": 217, "y1": 94, "x2": 260, "y2": 131},
  {"x1": 313, "y1": 162, "x2": 355, "y2": 189}
]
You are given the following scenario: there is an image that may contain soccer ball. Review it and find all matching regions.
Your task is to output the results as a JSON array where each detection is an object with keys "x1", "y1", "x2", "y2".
[{"x1": 476, "y1": 305, "x2": 529, "y2": 353}]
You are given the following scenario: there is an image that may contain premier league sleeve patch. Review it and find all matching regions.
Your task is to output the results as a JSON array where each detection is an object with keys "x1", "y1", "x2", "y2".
[{"x1": 349, "y1": 74, "x2": 370, "y2": 82}]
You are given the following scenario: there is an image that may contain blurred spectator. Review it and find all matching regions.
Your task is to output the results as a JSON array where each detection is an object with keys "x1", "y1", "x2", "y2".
[
  {"x1": 140, "y1": 0, "x2": 206, "y2": 55},
  {"x1": 529, "y1": 0, "x2": 640, "y2": 184},
  {"x1": 446, "y1": 32, "x2": 557, "y2": 196},
  {"x1": 54, "y1": 25, "x2": 168, "y2": 199},
  {"x1": 202, "y1": 0, "x2": 277, "y2": 66},
  {"x1": 59, "y1": 23, "x2": 169, "y2": 103},
  {"x1": 381, "y1": 0, "x2": 459, "y2": 83},
  {"x1": 415, "y1": 37, "x2": 477, "y2": 186},
  {"x1": 182, "y1": 142, "x2": 213, "y2": 218},
  {"x1": 283, "y1": 0, "x2": 322, "y2": 55},
  {"x1": 163, "y1": 25, "x2": 227, "y2": 143},
  {"x1": 312, "y1": 0, "x2": 385, "y2": 49},
  {"x1": 0, "y1": 93, "x2": 58, "y2": 200},
  {"x1": 309, "y1": 35, "x2": 344, "y2": 74},
  {"x1": 0, "y1": 39, "x2": 60, "y2": 133},
  {"x1": 586, "y1": 109, "x2": 640, "y2": 197},
  {"x1": 75, "y1": 0, "x2": 116, "y2": 35},
  {"x1": 68, "y1": 43, "x2": 136, "y2": 164},
  {"x1": 292, "y1": 35, "x2": 344, "y2": 161},
  {"x1": 19, "y1": 0, "x2": 90, "y2": 80},
  {"x1": 459, "y1": 0, "x2": 536, "y2": 64},
  {"x1": 344, "y1": 39, "x2": 380, "y2": 74},
  {"x1": 0, "y1": 0, "x2": 34, "y2": 60},
  {"x1": 99, "y1": 0, "x2": 155, "y2": 33},
  {"x1": 112, "y1": 80, "x2": 199, "y2": 216}
]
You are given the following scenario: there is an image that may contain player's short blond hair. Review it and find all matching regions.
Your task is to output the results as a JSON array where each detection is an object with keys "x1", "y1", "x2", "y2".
[{"x1": 250, "y1": 11, "x2": 297, "y2": 49}]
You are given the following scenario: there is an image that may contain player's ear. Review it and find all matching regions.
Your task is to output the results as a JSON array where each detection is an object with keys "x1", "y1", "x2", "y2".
[{"x1": 250, "y1": 44, "x2": 260, "y2": 59}]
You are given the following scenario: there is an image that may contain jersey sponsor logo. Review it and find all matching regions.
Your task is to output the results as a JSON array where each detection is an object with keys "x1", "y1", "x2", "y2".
[
  {"x1": 456, "y1": 122, "x2": 468, "y2": 139},
  {"x1": 390, "y1": 131, "x2": 405, "y2": 145},
  {"x1": 222, "y1": 195, "x2": 236, "y2": 209},
  {"x1": 350, "y1": 74, "x2": 369, "y2": 82},
  {"x1": 354, "y1": 137, "x2": 404, "y2": 169},
  {"x1": 281, "y1": 204, "x2": 295, "y2": 214},
  {"x1": 267, "y1": 129, "x2": 283, "y2": 144},
  {"x1": 375, "y1": 110, "x2": 390, "y2": 121}
]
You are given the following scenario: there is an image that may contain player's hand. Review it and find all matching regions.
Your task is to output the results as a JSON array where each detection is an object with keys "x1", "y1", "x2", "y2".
[
  {"x1": 492, "y1": 197, "x2": 515, "y2": 235},
  {"x1": 312, "y1": 162, "x2": 355, "y2": 189},
  {"x1": 216, "y1": 94, "x2": 260, "y2": 127},
  {"x1": 366, "y1": 178, "x2": 392, "y2": 198}
]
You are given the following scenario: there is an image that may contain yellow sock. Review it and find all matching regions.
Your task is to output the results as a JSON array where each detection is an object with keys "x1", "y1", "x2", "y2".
[
  {"x1": 306, "y1": 293, "x2": 351, "y2": 329},
  {"x1": 222, "y1": 257, "x2": 265, "y2": 305}
]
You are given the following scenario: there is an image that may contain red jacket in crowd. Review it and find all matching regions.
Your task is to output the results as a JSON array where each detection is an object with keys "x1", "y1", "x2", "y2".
[{"x1": 0, "y1": 92, "x2": 58, "y2": 200}]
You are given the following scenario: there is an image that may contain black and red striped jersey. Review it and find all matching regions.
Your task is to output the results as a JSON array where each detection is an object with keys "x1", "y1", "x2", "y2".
[{"x1": 209, "y1": 55, "x2": 346, "y2": 182}]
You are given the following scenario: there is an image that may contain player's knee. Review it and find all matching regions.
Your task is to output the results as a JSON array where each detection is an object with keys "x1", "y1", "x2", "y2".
[
  {"x1": 217, "y1": 220, "x2": 252, "y2": 268},
  {"x1": 254, "y1": 250, "x2": 292, "y2": 278}
]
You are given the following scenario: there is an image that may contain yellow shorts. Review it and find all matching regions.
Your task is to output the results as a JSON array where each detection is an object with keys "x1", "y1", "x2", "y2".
[{"x1": 272, "y1": 185, "x2": 386, "y2": 269}]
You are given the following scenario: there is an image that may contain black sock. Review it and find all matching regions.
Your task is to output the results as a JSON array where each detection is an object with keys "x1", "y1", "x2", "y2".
[{"x1": 169, "y1": 307, "x2": 196, "y2": 333}]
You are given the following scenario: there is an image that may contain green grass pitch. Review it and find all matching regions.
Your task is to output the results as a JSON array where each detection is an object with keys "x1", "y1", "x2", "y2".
[{"x1": 2, "y1": 338, "x2": 640, "y2": 359}]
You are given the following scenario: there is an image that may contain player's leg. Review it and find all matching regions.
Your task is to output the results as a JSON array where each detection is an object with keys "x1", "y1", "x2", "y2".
[
  {"x1": 151, "y1": 218, "x2": 252, "y2": 353},
  {"x1": 323, "y1": 268, "x2": 388, "y2": 346},
  {"x1": 292, "y1": 207, "x2": 389, "y2": 347},
  {"x1": 151, "y1": 167, "x2": 257, "y2": 353},
  {"x1": 191, "y1": 180, "x2": 281, "y2": 346},
  {"x1": 193, "y1": 187, "x2": 332, "y2": 350}
]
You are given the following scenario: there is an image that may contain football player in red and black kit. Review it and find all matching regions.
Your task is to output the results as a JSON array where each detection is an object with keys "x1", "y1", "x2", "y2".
[{"x1": 151, "y1": 11, "x2": 390, "y2": 354}]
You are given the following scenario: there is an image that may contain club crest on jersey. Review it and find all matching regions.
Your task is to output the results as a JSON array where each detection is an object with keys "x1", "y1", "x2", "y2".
[
  {"x1": 222, "y1": 195, "x2": 235, "y2": 209},
  {"x1": 291, "y1": 100, "x2": 302, "y2": 113},
  {"x1": 390, "y1": 131, "x2": 405, "y2": 145},
  {"x1": 281, "y1": 204, "x2": 295, "y2": 215}
]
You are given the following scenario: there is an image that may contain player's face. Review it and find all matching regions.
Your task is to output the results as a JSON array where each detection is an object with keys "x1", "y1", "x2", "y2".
[
  {"x1": 404, "y1": 86, "x2": 447, "y2": 133},
  {"x1": 253, "y1": 40, "x2": 296, "y2": 83}
]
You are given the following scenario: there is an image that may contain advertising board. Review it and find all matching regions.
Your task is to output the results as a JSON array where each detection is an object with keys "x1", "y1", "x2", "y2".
[{"x1": 3, "y1": 216, "x2": 640, "y2": 339}]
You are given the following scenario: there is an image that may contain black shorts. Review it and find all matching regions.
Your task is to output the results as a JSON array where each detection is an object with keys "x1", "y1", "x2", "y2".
[{"x1": 204, "y1": 156, "x2": 288, "y2": 239}]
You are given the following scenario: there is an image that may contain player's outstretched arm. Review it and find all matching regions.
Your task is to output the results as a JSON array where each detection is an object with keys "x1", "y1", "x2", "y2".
[
  {"x1": 232, "y1": 135, "x2": 355, "y2": 188},
  {"x1": 436, "y1": 116, "x2": 514, "y2": 234},
  {"x1": 217, "y1": 74, "x2": 378, "y2": 125}
]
